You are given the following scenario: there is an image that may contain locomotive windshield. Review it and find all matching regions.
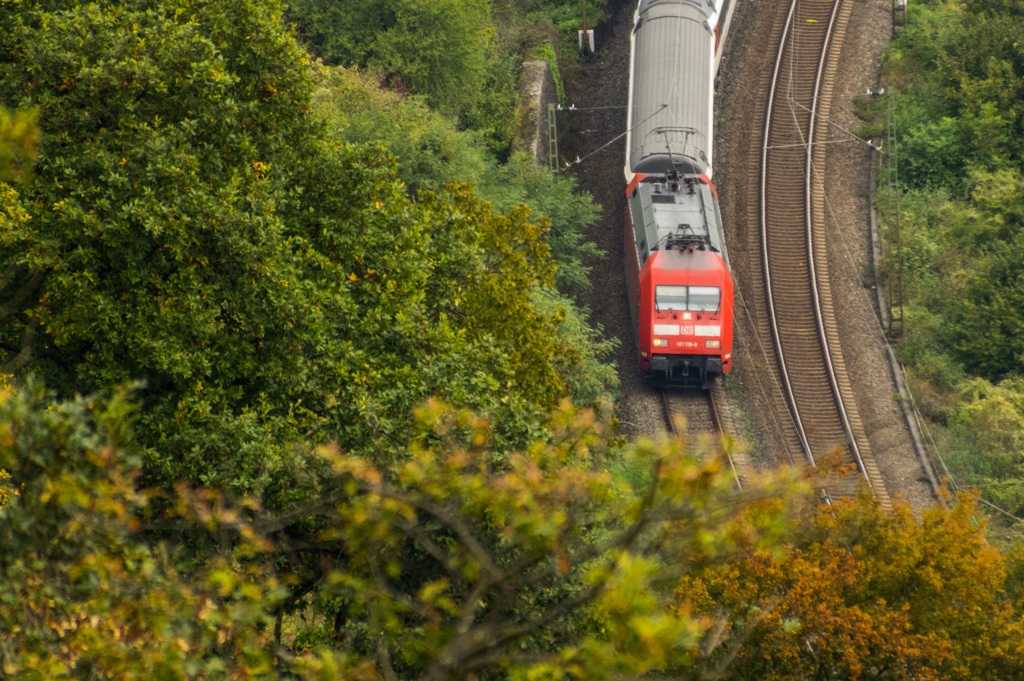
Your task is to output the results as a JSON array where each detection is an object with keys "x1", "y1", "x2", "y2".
[
  {"x1": 655, "y1": 285, "x2": 720, "y2": 312},
  {"x1": 655, "y1": 285, "x2": 688, "y2": 310},
  {"x1": 688, "y1": 286, "x2": 720, "y2": 311}
]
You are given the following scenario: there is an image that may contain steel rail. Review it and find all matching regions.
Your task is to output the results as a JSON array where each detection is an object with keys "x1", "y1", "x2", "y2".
[
  {"x1": 758, "y1": 0, "x2": 886, "y2": 505},
  {"x1": 803, "y1": 0, "x2": 870, "y2": 485},
  {"x1": 759, "y1": 0, "x2": 813, "y2": 466},
  {"x1": 660, "y1": 388, "x2": 742, "y2": 491}
]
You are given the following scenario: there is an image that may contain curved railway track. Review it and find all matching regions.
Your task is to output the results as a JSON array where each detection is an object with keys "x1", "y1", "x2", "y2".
[{"x1": 756, "y1": 0, "x2": 891, "y2": 508}]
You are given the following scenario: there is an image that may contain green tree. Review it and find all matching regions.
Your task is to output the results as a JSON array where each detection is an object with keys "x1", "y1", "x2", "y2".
[
  {"x1": 0, "y1": 0, "x2": 583, "y2": 496},
  {"x1": 0, "y1": 106, "x2": 39, "y2": 377},
  {"x1": 482, "y1": 153, "x2": 602, "y2": 292},
  {"x1": 311, "y1": 67, "x2": 604, "y2": 293},
  {"x1": 534, "y1": 288, "x2": 619, "y2": 404},
  {"x1": 0, "y1": 106, "x2": 38, "y2": 184},
  {"x1": 310, "y1": 67, "x2": 618, "y2": 401},
  {"x1": 940, "y1": 0, "x2": 1024, "y2": 168},
  {"x1": 310, "y1": 64, "x2": 492, "y2": 194},
  {"x1": 367, "y1": 0, "x2": 492, "y2": 118},
  {"x1": 877, "y1": 0, "x2": 1024, "y2": 518},
  {"x1": 288, "y1": 0, "x2": 509, "y2": 134}
]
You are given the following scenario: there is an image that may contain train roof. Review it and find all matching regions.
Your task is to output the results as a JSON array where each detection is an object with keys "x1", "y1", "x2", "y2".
[
  {"x1": 647, "y1": 248, "x2": 729, "y2": 284},
  {"x1": 626, "y1": 0, "x2": 718, "y2": 179},
  {"x1": 648, "y1": 248, "x2": 729, "y2": 276},
  {"x1": 629, "y1": 175, "x2": 726, "y2": 250},
  {"x1": 637, "y1": 0, "x2": 722, "y2": 17}
]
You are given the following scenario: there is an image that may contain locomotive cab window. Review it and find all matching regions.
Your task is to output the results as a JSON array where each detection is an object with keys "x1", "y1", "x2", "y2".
[
  {"x1": 688, "y1": 285, "x2": 720, "y2": 312},
  {"x1": 655, "y1": 285, "x2": 720, "y2": 312},
  {"x1": 655, "y1": 285, "x2": 688, "y2": 311}
]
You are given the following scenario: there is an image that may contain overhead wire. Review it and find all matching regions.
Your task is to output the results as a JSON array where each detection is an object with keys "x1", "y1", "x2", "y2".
[{"x1": 562, "y1": 104, "x2": 667, "y2": 169}]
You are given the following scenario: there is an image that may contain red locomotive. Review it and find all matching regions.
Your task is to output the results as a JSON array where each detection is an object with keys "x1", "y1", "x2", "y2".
[{"x1": 624, "y1": 0, "x2": 734, "y2": 388}]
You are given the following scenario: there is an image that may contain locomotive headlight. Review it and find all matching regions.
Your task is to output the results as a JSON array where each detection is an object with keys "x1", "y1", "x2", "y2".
[
  {"x1": 705, "y1": 340, "x2": 721, "y2": 349},
  {"x1": 653, "y1": 338, "x2": 669, "y2": 347}
]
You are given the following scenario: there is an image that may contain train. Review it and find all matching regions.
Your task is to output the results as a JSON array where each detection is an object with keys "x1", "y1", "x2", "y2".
[{"x1": 623, "y1": 0, "x2": 734, "y2": 389}]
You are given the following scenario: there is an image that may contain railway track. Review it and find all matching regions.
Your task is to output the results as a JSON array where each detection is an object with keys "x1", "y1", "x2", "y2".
[
  {"x1": 661, "y1": 385, "x2": 745, "y2": 490},
  {"x1": 754, "y1": 0, "x2": 891, "y2": 509}
]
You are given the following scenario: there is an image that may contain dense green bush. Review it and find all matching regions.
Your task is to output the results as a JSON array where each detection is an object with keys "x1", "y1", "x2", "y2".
[
  {"x1": 311, "y1": 65, "x2": 618, "y2": 400},
  {"x1": 878, "y1": 0, "x2": 1024, "y2": 528},
  {"x1": 0, "y1": 0, "x2": 610, "y2": 498},
  {"x1": 287, "y1": 0, "x2": 517, "y2": 149},
  {"x1": 287, "y1": 0, "x2": 609, "y2": 150},
  {"x1": 310, "y1": 64, "x2": 493, "y2": 192}
]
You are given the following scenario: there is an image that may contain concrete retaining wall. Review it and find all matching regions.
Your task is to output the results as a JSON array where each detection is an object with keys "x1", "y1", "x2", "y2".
[{"x1": 514, "y1": 59, "x2": 558, "y2": 165}]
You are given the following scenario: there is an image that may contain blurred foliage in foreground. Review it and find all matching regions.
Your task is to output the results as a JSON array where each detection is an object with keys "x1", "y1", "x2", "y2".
[{"x1": 3, "y1": 382, "x2": 1024, "y2": 680}]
